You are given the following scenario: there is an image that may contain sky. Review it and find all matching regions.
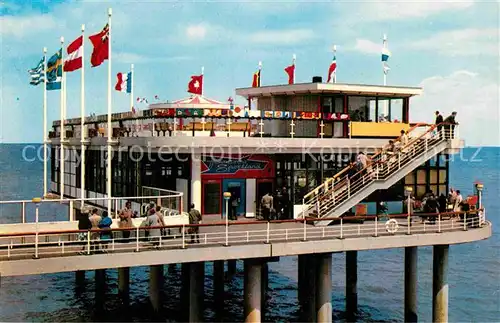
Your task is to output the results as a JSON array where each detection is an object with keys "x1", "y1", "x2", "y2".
[{"x1": 0, "y1": 0, "x2": 499, "y2": 146}]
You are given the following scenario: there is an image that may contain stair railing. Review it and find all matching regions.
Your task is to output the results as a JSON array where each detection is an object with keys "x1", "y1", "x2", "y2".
[{"x1": 301, "y1": 124, "x2": 456, "y2": 219}]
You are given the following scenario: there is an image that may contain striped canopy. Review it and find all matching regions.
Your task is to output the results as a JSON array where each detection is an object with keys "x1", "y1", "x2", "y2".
[{"x1": 171, "y1": 95, "x2": 224, "y2": 105}]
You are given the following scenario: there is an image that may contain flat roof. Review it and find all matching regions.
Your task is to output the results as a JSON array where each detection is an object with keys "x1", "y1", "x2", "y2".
[{"x1": 235, "y1": 82, "x2": 423, "y2": 98}]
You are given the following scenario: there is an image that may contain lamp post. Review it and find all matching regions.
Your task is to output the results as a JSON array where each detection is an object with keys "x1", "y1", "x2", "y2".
[
  {"x1": 32, "y1": 197, "x2": 42, "y2": 259},
  {"x1": 404, "y1": 186, "x2": 413, "y2": 234},
  {"x1": 224, "y1": 192, "x2": 231, "y2": 246},
  {"x1": 475, "y1": 182, "x2": 483, "y2": 209}
]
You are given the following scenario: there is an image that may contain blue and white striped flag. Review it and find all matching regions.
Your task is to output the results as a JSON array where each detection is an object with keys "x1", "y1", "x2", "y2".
[
  {"x1": 28, "y1": 57, "x2": 45, "y2": 86},
  {"x1": 381, "y1": 47, "x2": 391, "y2": 75}
]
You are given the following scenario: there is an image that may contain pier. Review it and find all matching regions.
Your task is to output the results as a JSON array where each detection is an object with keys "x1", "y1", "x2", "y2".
[{"x1": 0, "y1": 206, "x2": 491, "y2": 322}]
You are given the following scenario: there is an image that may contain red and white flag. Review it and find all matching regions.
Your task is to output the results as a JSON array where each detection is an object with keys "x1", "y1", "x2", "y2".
[
  {"x1": 284, "y1": 64, "x2": 295, "y2": 85},
  {"x1": 63, "y1": 36, "x2": 83, "y2": 72},
  {"x1": 327, "y1": 56, "x2": 337, "y2": 83},
  {"x1": 187, "y1": 74, "x2": 203, "y2": 95},
  {"x1": 89, "y1": 24, "x2": 109, "y2": 67}
]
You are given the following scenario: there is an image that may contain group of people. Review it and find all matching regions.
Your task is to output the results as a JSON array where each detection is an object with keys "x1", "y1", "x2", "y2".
[
  {"x1": 76, "y1": 207, "x2": 113, "y2": 254},
  {"x1": 435, "y1": 111, "x2": 459, "y2": 138},
  {"x1": 259, "y1": 187, "x2": 291, "y2": 221}
]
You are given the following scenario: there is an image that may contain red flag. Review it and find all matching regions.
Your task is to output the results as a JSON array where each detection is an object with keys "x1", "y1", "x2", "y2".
[
  {"x1": 64, "y1": 36, "x2": 83, "y2": 72},
  {"x1": 89, "y1": 24, "x2": 109, "y2": 67},
  {"x1": 187, "y1": 74, "x2": 203, "y2": 95},
  {"x1": 252, "y1": 69, "x2": 261, "y2": 87},
  {"x1": 327, "y1": 57, "x2": 337, "y2": 83},
  {"x1": 284, "y1": 64, "x2": 295, "y2": 84}
]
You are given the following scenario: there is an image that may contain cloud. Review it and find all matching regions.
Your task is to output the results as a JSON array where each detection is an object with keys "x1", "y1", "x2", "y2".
[
  {"x1": 355, "y1": 0, "x2": 474, "y2": 21},
  {"x1": 248, "y1": 29, "x2": 316, "y2": 45},
  {"x1": 0, "y1": 14, "x2": 57, "y2": 38},
  {"x1": 410, "y1": 28, "x2": 498, "y2": 56},
  {"x1": 114, "y1": 52, "x2": 191, "y2": 64},
  {"x1": 352, "y1": 39, "x2": 381, "y2": 54},
  {"x1": 411, "y1": 71, "x2": 500, "y2": 146},
  {"x1": 186, "y1": 24, "x2": 207, "y2": 39}
]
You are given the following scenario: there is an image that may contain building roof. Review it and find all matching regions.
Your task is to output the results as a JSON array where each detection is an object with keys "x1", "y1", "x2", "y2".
[
  {"x1": 235, "y1": 82, "x2": 423, "y2": 98},
  {"x1": 148, "y1": 95, "x2": 230, "y2": 109}
]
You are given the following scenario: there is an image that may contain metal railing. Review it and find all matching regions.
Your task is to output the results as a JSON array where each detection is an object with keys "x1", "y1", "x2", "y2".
[
  {"x1": 302, "y1": 124, "x2": 458, "y2": 219},
  {"x1": 0, "y1": 210, "x2": 487, "y2": 261},
  {"x1": 0, "y1": 192, "x2": 184, "y2": 224}
]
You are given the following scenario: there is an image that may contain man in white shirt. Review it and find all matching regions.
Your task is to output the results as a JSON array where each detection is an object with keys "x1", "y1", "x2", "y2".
[{"x1": 454, "y1": 190, "x2": 463, "y2": 212}]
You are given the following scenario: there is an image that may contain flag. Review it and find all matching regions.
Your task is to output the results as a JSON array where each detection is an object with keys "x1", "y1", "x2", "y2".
[
  {"x1": 89, "y1": 24, "x2": 109, "y2": 67},
  {"x1": 64, "y1": 36, "x2": 83, "y2": 72},
  {"x1": 137, "y1": 97, "x2": 148, "y2": 104},
  {"x1": 382, "y1": 47, "x2": 391, "y2": 75},
  {"x1": 187, "y1": 74, "x2": 203, "y2": 95},
  {"x1": 46, "y1": 49, "x2": 62, "y2": 91},
  {"x1": 28, "y1": 57, "x2": 45, "y2": 86},
  {"x1": 327, "y1": 56, "x2": 337, "y2": 83},
  {"x1": 252, "y1": 69, "x2": 261, "y2": 87},
  {"x1": 284, "y1": 64, "x2": 295, "y2": 85},
  {"x1": 115, "y1": 72, "x2": 132, "y2": 93}
]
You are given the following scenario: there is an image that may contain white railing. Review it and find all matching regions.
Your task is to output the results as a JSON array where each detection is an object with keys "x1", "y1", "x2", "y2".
[
  {"x1": 301, "y1": 125, "x2": 457, "y2": 219},
  {"x1": 0, "y1": 210, "x2": 487, "y2": 261},
  {"x1": 0, "y1": 192, "x2": 184, "y2": 224}
]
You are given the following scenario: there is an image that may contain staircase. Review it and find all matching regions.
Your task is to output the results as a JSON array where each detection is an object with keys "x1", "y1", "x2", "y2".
[{"x1": 301, "y1": 125, "x2": 457, "y2": 226}]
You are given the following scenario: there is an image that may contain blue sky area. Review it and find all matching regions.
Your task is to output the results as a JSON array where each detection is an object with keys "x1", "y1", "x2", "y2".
[{"x1": 1, "y1": 0, "x2": 499, "y2": 145}]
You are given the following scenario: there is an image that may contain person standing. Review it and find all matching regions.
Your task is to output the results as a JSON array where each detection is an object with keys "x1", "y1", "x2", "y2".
[
  {"x1": 89, "y1": 208, "x2": 102, "y2": 253},
  {"x1": 188, "y1": 203, "x2": 202, "y2": 243},
  {"x1": 260, "y1": 192, "x2": 273, "y2": 221},
  {"x1": 98, "y1": 211, "x2": 113, "y2": 253},
  {"x1": 443, "y1": 111, "x2": 458, "y2": 138},
  {"x1": 119, "y1": 201, "x2": 134, "y2": 242},
  {"x1": 77, "y1": 210, "x2": 92, "y2": 254},
  {"x1": 435, "y1": 111, "x2": 444, "y2": 137}
]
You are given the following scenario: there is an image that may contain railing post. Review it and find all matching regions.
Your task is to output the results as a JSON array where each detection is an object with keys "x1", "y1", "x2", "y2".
[
  {"x1": 69, "y1": 200, "x2": 74, "y2": 221},
  {"x1": 374, "y1": 217, "x2": 378, "y2": 237},
  {"x1": 316, "y1": 200, "x2": 320, "y2": 217},
  {"x1": 376, "y1": 163, "x2": 379, "y2": 180},
  {"x1": 266, "y1": 221, "x2": 270, "y2": 243},
  {"x1": 340, "y1": 218, "x2": 343, "y2": 239},
  {"x1": 438, "y1": 213, "x2": 442, "y2": 233},
  {"x1": 347, "y1": 176, "x2": 351, "y2": 197},
  {"x1": 21, "y1": 201, "x2": 26, "y2": 223},
  {"x1": 332, "y1": 189, "x2": 335, "y2": 204},
  {"x1": 136, "y1": 226, "x2": 140, "y2": 252},
  {"x1": 303, "y1": 218, "x2": 307, "y2": 241},
  {"x1": 182, "y1": 225, "x2": 186, "y2": 248},
  {"x1": 463, "y1": 212, "x2": 467, "y2": 231},
  {"x1": 302, "y1": 198, "x2": 305, "y2": 219},
  {"x1": 407, "y1": 214, "x2": 411, "y2": 235},
  {"x1": 225, "y1": 221, "x2": 229, "y2": 246},
  {"x1": 398, "y1": 152, "x2": 401, "y2": 169},
  {"x1": 87, "y1": 231, "x2": 91, "y2": 254}
]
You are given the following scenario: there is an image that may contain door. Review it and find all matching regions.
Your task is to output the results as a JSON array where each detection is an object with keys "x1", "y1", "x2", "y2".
[
  {"x1": 222, "y1": 179, "x2": 246, "y2": 217},
  {"x1": 256, "y1": 179, "x2": 274, "y2": 216},
  {"x1": 202, "y1": 180, "x2": 221, "y2": 215}
]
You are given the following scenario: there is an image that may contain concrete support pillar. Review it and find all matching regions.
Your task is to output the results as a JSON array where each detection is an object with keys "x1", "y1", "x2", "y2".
[
  {"x1": 244, "y1": 259, "x2": 262, "y2": 322},
  {"x1": 95, "y1": 269, "x2": 106, "y2": 310},
  {"x1": 213, "y1": 260, "x2": 225, "y2": 319},
  {"x1": 75, "y1": 270, "x2": 85, "y2": 285},
  {"x1": 261, "y1": 262, "x2": 268, "y2": 318},
  {"x1": 227, "y1": 259, "x2": 237, "y2": 278},
  {"x1": 316, "y1": 253, "x2": 332, "y2": 323},
  {"x1": 189, "y1": 262, "x2": 205, "y2": 322},
  {"x1": 191, "y1": 154, "x2": 202, "y2": 212},
  {"x1": 432, "y1": 245, "x2": 449, "y2": 323},
  {"x1": 346, "y1": 251, "x2": 358, "y2": 314},
  {"x1": 405, "y1": 247, "x2": 418, "y2": 322},
  {"x1": 299, "y1": 254, "x2": 317, "y2": 322},
  {"x1": 181, "y1": 263, "x2": 190, "y2": 318},
  {"x1": 118, "y1": 267, "x2": 130, "y2": 304},
  {"x1": 149, "y1": 265, "x2": 164, "y2": 313}
]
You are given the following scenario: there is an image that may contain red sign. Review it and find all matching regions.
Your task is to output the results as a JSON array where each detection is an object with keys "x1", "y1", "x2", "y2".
[
  {"x1": 324, "y1": 113, "x2": 350, "y2": 121},
  {"x1": 200, "y1": 154, "x2": 275, "y2": 179}
]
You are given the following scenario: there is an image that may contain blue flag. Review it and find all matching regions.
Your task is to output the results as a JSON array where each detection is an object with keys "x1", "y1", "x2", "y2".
[
  {"x1": 46, "y1": 49, "x2": 62, "y2": 91},
  {"x1": 28, "y1": 57, "x2": 45, "y2": 86}
]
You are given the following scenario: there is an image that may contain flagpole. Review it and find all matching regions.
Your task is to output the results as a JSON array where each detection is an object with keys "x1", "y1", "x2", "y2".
[
  {"x1": 383, "y1": 34, "x2": 388, "y2": 118},
  {"x1": 201, "y1": 66, "x2": 204, "y2": 96},
  {"x1": 80, "y1": 24, "x2": 86, "y2": 206},
  {"x1": 106, "y1": 7, "x2": 113, "y2": 217},
  {"x1": 333, "y1": 45, "x2": 337, "y2": 84},
  {"x1": 292, "y1": 54, "x2": 296, "y2": 84},
  {"x1": 59, "y1": 36, "x2": 65, "y2": 199},
  {"x1": 43, "y1": 47, "x2": 48, "y2": 198},
  {"x1": 259, "y1": 61, "x2": 262, "y2": 85},
  {"x1": 130, "y1": 63, "x2": 134, "y2": 112},
  {"x1": 383, "y1": 34, "x2": 387, "y2": 86}
]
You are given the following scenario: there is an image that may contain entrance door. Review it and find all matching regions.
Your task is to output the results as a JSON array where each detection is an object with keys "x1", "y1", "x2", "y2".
[
  {"x1": 222, "y1": 179, "x2": 246, "y2": 217},
  {"x1": 202, "y1": 180, "x2": 221, "y2": 215},
  {"x1": 256, "y1": 179, "x2": 274, "y2": 216}
]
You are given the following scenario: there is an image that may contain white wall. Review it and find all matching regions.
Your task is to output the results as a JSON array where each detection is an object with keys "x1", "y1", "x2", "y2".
[
  {"x1": 191, "y1": 154, "x2": 202, "y2": 212},
  {"x1": 176, "y1": 178, "x2": 189, "y2": 212},
  {"x1": 246, "y1": 179, "x2": 256, "y2": 218}
]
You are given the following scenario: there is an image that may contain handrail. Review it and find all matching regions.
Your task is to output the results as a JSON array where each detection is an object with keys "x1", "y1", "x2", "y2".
[
  {"x1": 0, "y1": 210, "x2": 481, "y2": 239},
  {"x1": 304, "y1": 123, "x2": 438, "y2": 200},
  {"x1": 0, "y1": 193, "x2": 184, "y2": 205}
]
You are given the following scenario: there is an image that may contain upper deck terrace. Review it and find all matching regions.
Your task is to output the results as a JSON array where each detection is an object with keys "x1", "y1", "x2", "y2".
[{"x1": 48, "y1": 81, "x2": 461, "y2": 152}]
